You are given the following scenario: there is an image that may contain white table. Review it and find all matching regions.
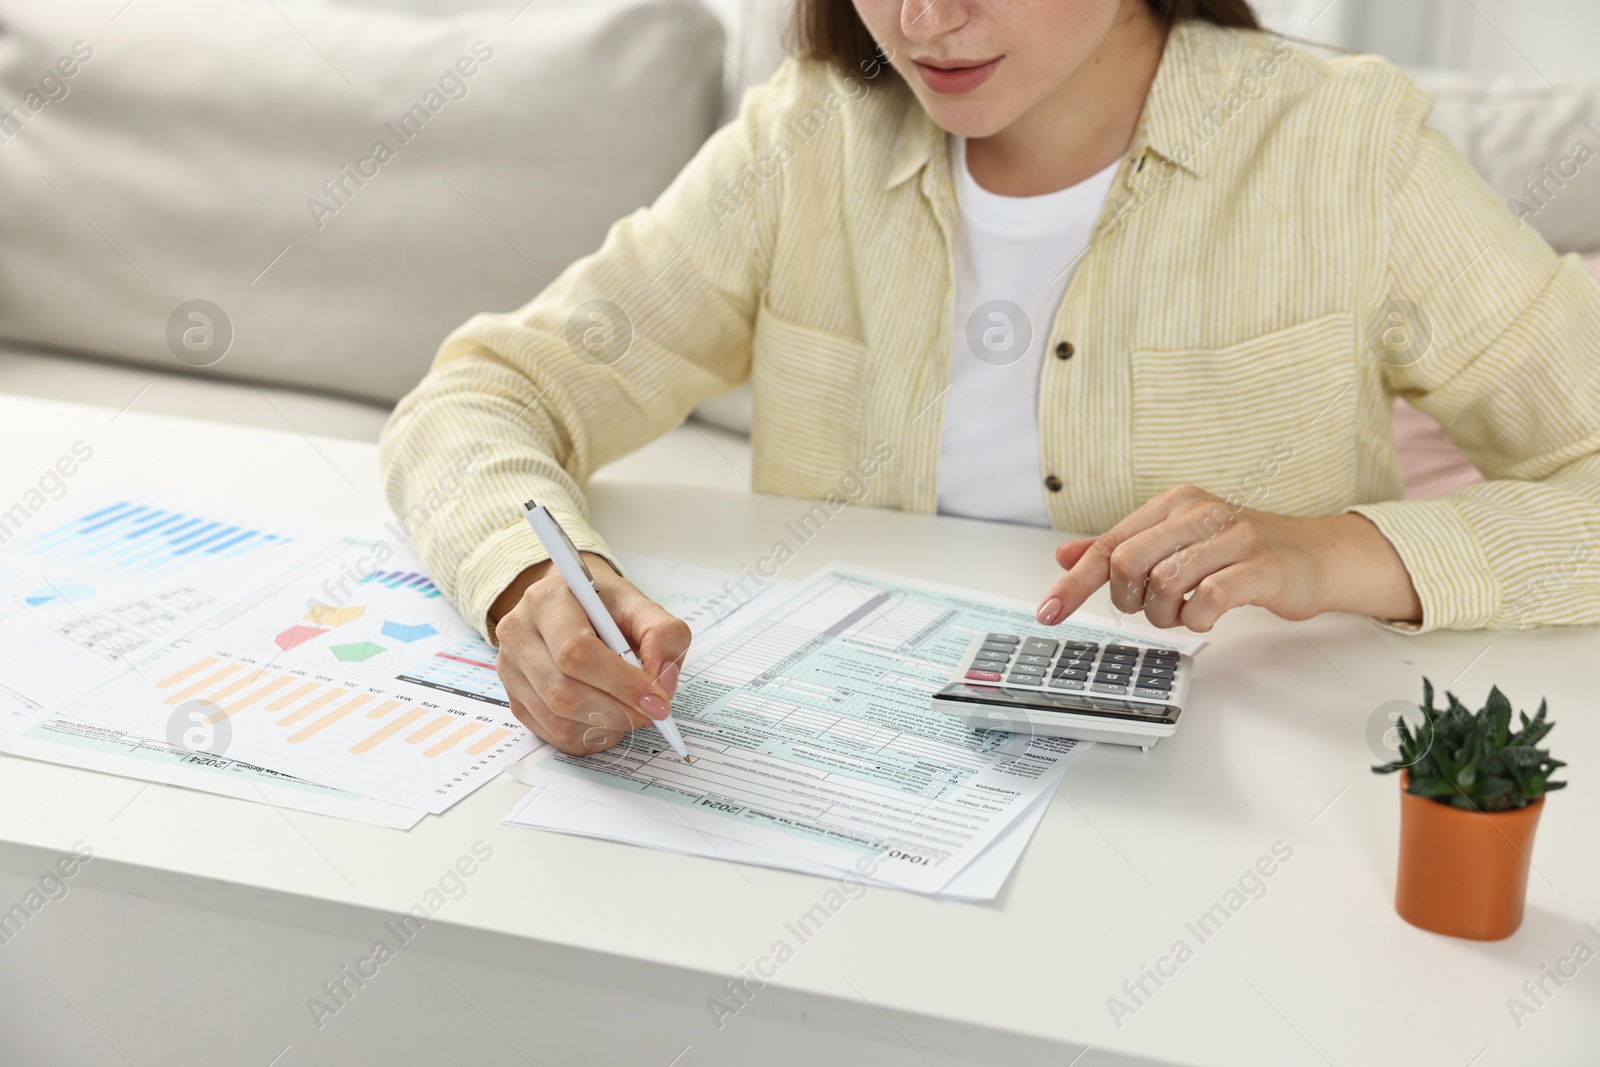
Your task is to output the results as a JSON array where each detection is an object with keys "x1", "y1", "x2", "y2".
[{"x1": 1, "y1": 392, "x2": 1596, "y2": 1067}]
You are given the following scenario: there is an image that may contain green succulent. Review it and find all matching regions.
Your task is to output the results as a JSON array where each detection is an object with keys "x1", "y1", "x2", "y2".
[{"x1": 1372, "y1": 678, "x2": 1567, "y2": 812}]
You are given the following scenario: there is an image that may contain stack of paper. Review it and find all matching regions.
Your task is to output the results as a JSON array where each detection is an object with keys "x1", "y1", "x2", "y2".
[
  {"x1": 505, "y1": 566, "x2": 1202, "y2": 900},
  {"x1": 0, "y1": 491, "x2": 435, "y2": 827},
  {"x1": 2, "y1": 485, "x2": 1199, "y2": 887},
  {"x1": 0, "y1": 490, "x2": 789, "y2": 828}
]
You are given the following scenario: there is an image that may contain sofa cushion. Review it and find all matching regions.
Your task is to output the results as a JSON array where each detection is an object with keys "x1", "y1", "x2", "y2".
[
  {"x1": 0, "y1": 0, "x2": 723, "y2": 405},
  {"x1": 0, "y1": 337, "x2": 753, "y2": 489},
  {"x1": 0, "y1": 340, "x2": 393, "y2": 442},
  {"x1": 1410, "y1": 68, "x2": 1600, "y2": 255}
]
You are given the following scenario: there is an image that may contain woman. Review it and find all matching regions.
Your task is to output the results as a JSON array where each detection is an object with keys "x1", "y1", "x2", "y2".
[{"x1": 379, "y1": 0, "x2": 1600, "y2": 755}]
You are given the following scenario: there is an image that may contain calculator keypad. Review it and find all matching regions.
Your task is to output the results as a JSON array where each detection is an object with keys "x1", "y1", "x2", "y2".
[{"x1": 962, "y1": 632, "x2": 1182, "y2": 700}]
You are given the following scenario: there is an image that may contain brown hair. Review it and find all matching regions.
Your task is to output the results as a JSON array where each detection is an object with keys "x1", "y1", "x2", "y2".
[{"x1": 794, "y1": 0, "x2": 1260, "y2": 78}]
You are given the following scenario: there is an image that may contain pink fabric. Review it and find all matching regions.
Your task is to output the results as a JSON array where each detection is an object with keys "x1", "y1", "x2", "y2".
[
  {"x1": 1394, "y1": 398, "x2": 1483, "y2": 499},
  {"x1": 1393, "y1": 253, "x2": 1595, "y2": 499}
]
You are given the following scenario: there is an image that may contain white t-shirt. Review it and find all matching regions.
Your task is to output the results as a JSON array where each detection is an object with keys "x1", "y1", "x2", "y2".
[{"x1": 936, "y1": 136, "x2": 1119, "y2": 527}]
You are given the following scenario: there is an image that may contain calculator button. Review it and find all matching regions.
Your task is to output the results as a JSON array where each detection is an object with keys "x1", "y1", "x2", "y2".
[
  {"x1": 1015, "y1": 654, "x2": 1052, "y2": 667},
  {"x1": 980, "y1": 642, "x2": 1017, "y2": 656},
  {"x1": 1006, "y1": 673, "x2": 1044, "y2": 687},
  {"x1": 1020, "y1": 638, "x2": 1059, "y2": 655},
  {"x1": 1091, "y1": 683, "x2": 1129, "y2": 695},
  {"x1": 1135, "y1": 676, "x2": 1173, "y2": 691},
  {"x1": 1100, "y1": 652, "x2": 1138, "y2": 665},
  {"x1": 1138, "y1": 667, "x2": 1175, "y2": 680},
  {"x1": 1007, "y1": 663, "x2": 1046, "y2": 677},
  {"x1": 1063, "y1": 640, "x2": 1099, "y2": 651},
  {"x1": 1047, "y1": 679, "x2": 1085, "y2": 692},
  {"x1": 1105, "y1": 644, "x2": 1139, "y2": 655},
  {"x1": 1133, "y1": 687, "x2": 1171, "y2": 699},
  {"x1": 984, "y1": 633, "x2": 1021, "y2": 645},
  {"x1": 1145, "y1": 650, "x2": 1179, "y2": 662},
  {"x1": 973, "y1": 651, "x2": 1011, "y2": 663},
  {"x1": 965, "y1": 669, "x2": 1003, "y2": 682},
  {"x1": 1052, "y1": 668, "x2": 1089, "y2": 681}
]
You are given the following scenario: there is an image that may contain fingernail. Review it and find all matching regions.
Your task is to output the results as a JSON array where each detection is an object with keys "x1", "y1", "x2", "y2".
[
  {"x1": 659, "y1": 660, "x2": 680, "y2": 698},
  {"x1": 639, "y1": 693, "x2": 670, "y2": 720},
  {"x1": 1037, "y1": 597, "x2": 1063, "y2": 625}
]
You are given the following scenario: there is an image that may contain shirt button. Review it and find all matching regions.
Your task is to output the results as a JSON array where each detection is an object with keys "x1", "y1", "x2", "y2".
[
  {"x1": 1055, "y1": 341, "x2": 1075, "y2": 360},
  {"x1": 1044, "y1": 475, "x2": 1063, "y2": 492}
]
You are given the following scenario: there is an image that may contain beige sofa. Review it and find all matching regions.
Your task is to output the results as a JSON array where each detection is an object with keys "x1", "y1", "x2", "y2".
[{"x1": 2, "y1": 0, "x2": 1596, "y2": 496}]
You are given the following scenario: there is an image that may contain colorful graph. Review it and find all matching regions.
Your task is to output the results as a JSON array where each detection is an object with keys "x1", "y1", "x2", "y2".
[
  {"x1": 275, "y1": 625, "x2": 327, "y2": 651},
  {"x1": 269, "y1": 603, "x2": 445, "y2": 666},
  {"x1": 381, "y1": 621, "x2": 437, "y2": 643},
  {"x1": 331, "y1": 641, "x2": 386, "y2": 663},
  {"x1": 305, "y1": 604, "x2": 364, "y2": 627},
  {"x1": 151, "y1": 655, "x2": 512, "y2": 759},
  {"x1": 14, "y1": 500, "x2": 294, "y2": 580},
  {"x1": 360, "y1": 570, "x2": 440, "y2": 598},
  {"x1": 396, "y1": 637, "x2": 508, "y2": 707}
]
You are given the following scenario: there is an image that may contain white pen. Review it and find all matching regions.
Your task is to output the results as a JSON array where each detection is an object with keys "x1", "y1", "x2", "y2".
[{"x1": 521, "y1": 501, "x2": 691, "y2": 763}]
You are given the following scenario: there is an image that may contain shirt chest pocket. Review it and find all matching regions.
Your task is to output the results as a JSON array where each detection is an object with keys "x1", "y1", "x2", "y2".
[
  {"x1": 748, "y1": 293, "x2": 869, "y2": 499},
  {"x1": 1128, "y1": 311, "x2": 1358, "y2": 515}
]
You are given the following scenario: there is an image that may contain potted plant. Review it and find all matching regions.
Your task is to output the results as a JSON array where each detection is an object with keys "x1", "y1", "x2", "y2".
[{"x1": 1372, "y1": 678, "x2": 1566, "y2": 940}]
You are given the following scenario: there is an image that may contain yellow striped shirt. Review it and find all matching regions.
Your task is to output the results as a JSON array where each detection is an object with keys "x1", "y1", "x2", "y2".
[{"x1": 379, "y1": 20, "x2": 1600, "y2": 637}]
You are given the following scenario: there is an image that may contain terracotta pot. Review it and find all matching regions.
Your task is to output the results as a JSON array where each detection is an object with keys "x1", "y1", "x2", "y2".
[{"x1": 1395, "y1": 773, "x2": 1543, "y2": 941}]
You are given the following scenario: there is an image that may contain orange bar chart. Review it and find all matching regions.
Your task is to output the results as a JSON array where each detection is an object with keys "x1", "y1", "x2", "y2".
[
  {"x1": 423, "y1": 722, "x2": 480, "y2": 758},
  {"x1": 287, "y1": 694, "x2": 370, "y2": 744},
  {"x1": 405, "y1": 716, "x2": 454, "y2": 745},
  {"x1": 155, "y1": 656, "x2": 219, "y2": 690},
  {"x1": 350, "y1": 707, "x2": 428, "y2": 754},
  {"x1": 467, "y1": 728, "x2": 512, "y2": 755}
]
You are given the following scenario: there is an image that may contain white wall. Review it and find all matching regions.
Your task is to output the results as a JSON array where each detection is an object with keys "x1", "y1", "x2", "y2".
[
  {"x1": 333, "y1": 0, "x2": 1600, "y2": 80},
  {"x1": 1257, "y1": 0, "x2": 1600, "y2": 77},
  {"x1": 1426, "y1": 0, "x2": 1600, "y2": 78}
]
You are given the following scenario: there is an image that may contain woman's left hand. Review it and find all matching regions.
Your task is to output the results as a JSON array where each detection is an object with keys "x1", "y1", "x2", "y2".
[{"x1": 1035, "y1": 484, "x2": 1423, "y2": 633}]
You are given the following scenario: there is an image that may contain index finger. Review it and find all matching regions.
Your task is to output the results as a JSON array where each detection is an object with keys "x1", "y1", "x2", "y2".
[{"x1": 1036, "y1": 490, "x2": 1189, "y2": 623}]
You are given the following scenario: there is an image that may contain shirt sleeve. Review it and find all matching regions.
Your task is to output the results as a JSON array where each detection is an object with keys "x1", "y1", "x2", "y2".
[
  {"x1": 1345, "y1": 88, "x2": 1600, "y2": 632},
  {"x1": 379, "y1": 62, "x2": 802, "y2": 642}
]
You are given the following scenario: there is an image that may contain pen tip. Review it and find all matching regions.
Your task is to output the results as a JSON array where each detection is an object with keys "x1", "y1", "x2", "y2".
[{"x1": 683, "y1": 755, "x2": 692, "y2": 764}]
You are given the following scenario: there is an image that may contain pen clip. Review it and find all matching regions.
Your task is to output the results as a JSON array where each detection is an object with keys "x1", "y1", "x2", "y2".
[{"x1": 525, "y1": 501, "x2": 595, "y2": 585}]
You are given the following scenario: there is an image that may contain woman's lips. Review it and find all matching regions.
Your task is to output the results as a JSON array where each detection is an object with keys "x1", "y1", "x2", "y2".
[{"x1": 913, "y1": 57, "x2": 1001, "y2": 96}]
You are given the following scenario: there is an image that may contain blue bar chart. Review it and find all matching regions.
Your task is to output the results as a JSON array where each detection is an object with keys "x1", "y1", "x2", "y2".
[
  {"x1": 360, "y1": 569, "x2": 440, "y2": 597},
  {"x1": 14, "y1": 499, "x2": 295, "y2": 581}
]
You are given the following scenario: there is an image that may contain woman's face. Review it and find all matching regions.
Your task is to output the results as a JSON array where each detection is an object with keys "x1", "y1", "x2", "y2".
[{"x1": 851, "y1": 0, "x2": 1132, "y2": 138}]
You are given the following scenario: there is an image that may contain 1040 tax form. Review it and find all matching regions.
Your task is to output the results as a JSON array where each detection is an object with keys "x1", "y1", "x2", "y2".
[{"x1": 508, "y1": 565, "x2": 1198, "y2": 895}]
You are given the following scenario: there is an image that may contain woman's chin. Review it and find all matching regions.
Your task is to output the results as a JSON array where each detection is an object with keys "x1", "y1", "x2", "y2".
[{"x1": 916, "y1": 96, "x2": 1018, "y2": 140}]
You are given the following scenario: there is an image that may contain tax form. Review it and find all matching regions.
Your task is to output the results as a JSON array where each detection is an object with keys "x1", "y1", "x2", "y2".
[{"x1": 510, "y1": 565, "x2": 1193, "y2": 895}]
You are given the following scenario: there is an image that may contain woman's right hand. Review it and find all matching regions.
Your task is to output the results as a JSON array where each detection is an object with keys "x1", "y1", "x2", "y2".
[{"x1": 490, "y1": 553, "x2": 690, "y2": 755}]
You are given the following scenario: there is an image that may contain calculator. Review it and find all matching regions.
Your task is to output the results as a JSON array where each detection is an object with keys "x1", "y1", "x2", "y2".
[{"x1": 929, "y1": 631, "x2": 1193, "y2": 749}]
